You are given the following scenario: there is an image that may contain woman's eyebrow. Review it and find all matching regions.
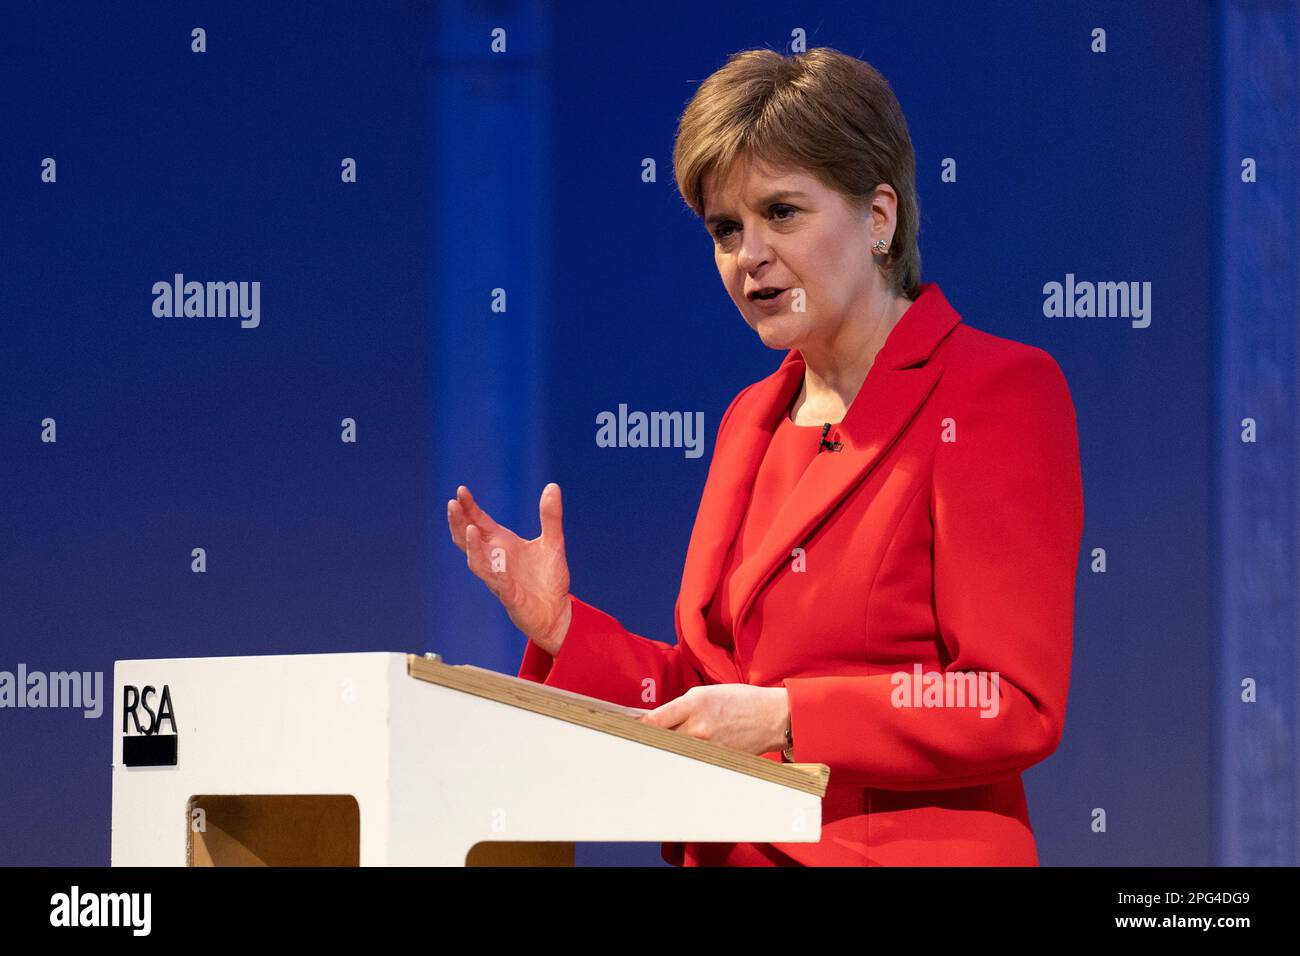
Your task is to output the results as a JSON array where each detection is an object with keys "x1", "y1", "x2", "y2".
[{"x1": 705, "y1": 190, "x2": 810, "y2": 227}]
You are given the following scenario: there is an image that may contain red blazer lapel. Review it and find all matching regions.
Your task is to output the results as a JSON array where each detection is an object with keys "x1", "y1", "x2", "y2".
[
  {"x1": 680, "y1": 282, "x2": 964, "y2": 682},
  {"x1": 675, "y1": 355, "x2": 804, "y2": 684}
]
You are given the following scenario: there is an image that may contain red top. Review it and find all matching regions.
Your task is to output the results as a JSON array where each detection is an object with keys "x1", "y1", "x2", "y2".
[
  {"x1": 517, "y1": 282, "x2": 1085, "y2": 866},
  {"x1": 704, "y1": 409, "x2": 827, "y2": 654}
]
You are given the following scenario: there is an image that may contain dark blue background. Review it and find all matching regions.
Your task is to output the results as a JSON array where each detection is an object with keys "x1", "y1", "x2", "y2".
[{"x1": 1, "y1": 1, "x2": 1291, "y2": 867}]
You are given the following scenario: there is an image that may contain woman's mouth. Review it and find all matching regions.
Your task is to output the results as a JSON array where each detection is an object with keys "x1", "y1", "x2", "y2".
[{"x1": 749, "y1": 288, "x2": 789, "y2": 310}]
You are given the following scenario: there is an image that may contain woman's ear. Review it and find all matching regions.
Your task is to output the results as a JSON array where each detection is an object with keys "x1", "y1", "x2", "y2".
[{"x1": 870, "y1": 183, "x2": 898, "y2": 235}]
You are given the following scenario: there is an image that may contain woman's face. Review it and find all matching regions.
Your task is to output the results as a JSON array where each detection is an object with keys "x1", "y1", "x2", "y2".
[{"x1": 703, "y1": 156, "x2": 894, "y2": 353}]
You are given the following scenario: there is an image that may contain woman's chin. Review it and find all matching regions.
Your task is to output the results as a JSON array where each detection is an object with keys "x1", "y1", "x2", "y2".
[{"x1": 750, "y1": 315, "x2": 804, "y2": 351}]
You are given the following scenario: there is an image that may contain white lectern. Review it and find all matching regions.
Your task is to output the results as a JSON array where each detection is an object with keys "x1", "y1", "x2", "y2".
[{"x1": 110, "y1": 652, "x2": 828, "y2": 866}]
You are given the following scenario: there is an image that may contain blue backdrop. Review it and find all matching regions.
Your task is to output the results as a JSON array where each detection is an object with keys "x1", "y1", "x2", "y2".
[{"x1": 1, "y1": 0, "x2": 1295, "y2": 867}]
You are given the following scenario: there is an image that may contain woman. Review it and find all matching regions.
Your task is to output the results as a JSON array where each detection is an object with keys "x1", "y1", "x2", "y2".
[{"x1": 446, "y1": 47, "x2": 1083, "y2": 866}]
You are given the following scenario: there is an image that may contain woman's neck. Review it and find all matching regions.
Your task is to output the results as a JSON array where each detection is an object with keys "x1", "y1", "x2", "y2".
[{"x1": 789, "y1": 292, "x2": 913, "y2": 425}]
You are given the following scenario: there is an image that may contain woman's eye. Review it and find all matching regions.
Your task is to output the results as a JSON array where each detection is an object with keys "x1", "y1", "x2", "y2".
[{"x1": 713, "y1": 206, "x2": 795, "y2": 243}]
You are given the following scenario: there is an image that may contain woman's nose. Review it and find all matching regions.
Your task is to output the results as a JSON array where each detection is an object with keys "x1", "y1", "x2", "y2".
[{"x1": 736, "y1": 230, "x2": 770, "y2": 272}]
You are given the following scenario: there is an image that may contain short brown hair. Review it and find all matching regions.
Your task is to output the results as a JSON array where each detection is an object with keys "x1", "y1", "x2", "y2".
[{"x1": 673, "y1": 47, "x2": 922, "y2": 299}]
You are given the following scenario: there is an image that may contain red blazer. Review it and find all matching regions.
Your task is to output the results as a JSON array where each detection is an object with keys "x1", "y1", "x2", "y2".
[{"x1": 519, "y1": 282, "x2": 1084, "y2": 866}]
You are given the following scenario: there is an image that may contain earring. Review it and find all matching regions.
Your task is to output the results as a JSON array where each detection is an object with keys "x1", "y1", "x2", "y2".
[{"x1": 872, "y1": 239, "x2": 888, "y2": 254}]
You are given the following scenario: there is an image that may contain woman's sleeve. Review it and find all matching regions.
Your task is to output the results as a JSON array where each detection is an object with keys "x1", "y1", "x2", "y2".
[
  {"x1": 782, "y1": 347, "x2": 1084, "y2": 790},
  {"x1": 517, "y1": 594, "x2": 707, "y2": 708},
  {"x1": 515, "y1": 383, "x2": 754, "y2": 709}
]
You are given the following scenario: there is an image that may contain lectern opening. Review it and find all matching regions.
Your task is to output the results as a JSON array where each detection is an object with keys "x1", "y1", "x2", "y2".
[
  {"x1": 464, "y1": 842, "x2": 576, "y2": 866},
  {"x1": 186, "y1": 795, "x2": 360, "y2": 866}
]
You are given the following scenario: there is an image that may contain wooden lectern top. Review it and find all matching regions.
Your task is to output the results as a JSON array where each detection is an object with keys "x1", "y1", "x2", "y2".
[{"x1": 406, "y1": 654, "x2": 829, "y2": 797}]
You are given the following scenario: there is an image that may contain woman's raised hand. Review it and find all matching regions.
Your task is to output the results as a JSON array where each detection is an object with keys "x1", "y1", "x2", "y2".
[{"x1": 446, "y1": 483, "x2": 573, "y2": 656}]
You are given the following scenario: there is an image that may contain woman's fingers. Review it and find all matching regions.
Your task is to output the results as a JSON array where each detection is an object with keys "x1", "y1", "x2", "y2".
[
  {"x1": 456, "y1": 485, "x2": 501, "y2": 537},
  {"x1": 448, "y1": 486, "x2": 507, "y2": 552},
  {"x1": 538, "y1": 482, "x2": 564, "y2": 546},
  {"x1": 447, "y1": 499, "x2": 467, "y2": 551},
  {"x1": 447, "y1": 498, "x2": 484, "y2": 552}
]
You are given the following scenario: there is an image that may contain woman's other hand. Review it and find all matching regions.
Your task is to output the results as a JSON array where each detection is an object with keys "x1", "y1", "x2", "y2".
[
  {"x1": 446, "y1": 482, "x2": 572, "y2": 655},
  {"x1": 640, "y1": 685, "x2": 791, "y2": 756}
]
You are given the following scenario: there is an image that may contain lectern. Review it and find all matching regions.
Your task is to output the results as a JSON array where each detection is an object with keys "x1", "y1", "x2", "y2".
[{"x1": 110, "y1": 652, "x2": 829, "y2": 865}]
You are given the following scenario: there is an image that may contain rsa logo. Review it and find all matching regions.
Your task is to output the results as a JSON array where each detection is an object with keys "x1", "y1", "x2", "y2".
[{"x1": 122, "y1": 684, "x2": 178, "y2": 767}]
